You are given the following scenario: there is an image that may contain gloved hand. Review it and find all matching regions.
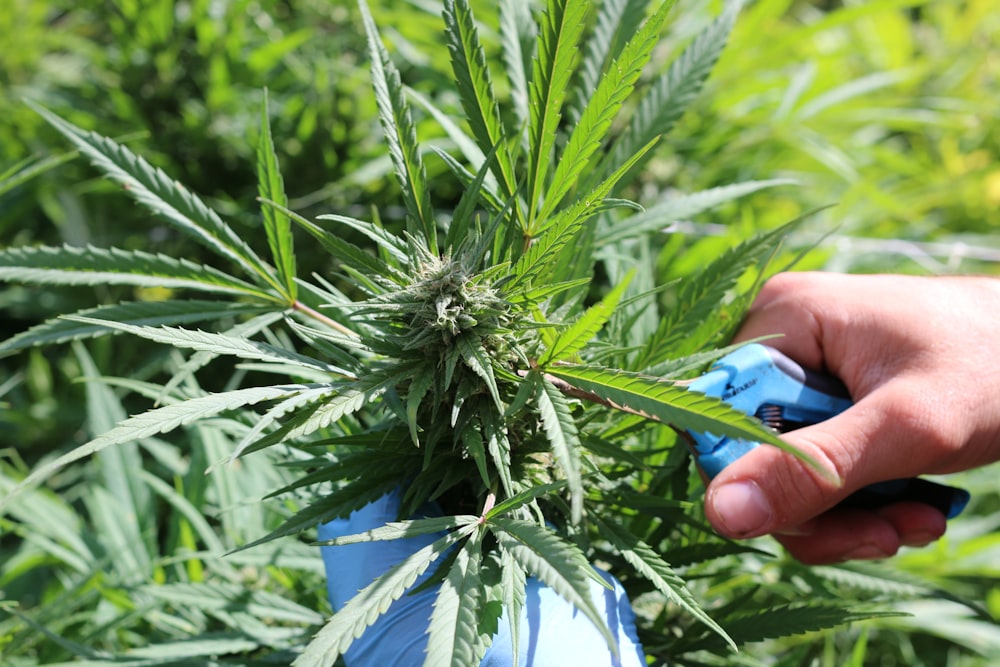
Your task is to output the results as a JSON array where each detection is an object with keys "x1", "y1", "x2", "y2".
[{"x1": 318, "y1": 489, "x2": 646, "y2": 667}]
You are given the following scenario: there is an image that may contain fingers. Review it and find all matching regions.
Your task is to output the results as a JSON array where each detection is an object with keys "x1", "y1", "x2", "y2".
[{"x1": 774, "y1": 502, "x2": 947, "y2": 565}]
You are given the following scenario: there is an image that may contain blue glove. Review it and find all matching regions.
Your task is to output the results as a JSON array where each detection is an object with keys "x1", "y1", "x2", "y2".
[{"x1": 318, "y1": 489, "x2": 646, "y2": 667}]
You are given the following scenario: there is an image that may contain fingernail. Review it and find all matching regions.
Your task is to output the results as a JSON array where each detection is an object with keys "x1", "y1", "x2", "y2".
[
  {"x1": 840, "y1": 544, "x2": 890, "y2": 561},
  {"x1": 711, "y1": 480, "x2": 773, "y2": 537}
]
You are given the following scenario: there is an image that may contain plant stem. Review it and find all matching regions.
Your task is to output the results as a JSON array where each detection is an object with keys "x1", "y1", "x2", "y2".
[{"x1": 292, "y1": 300, "x2": 358, "y2": 337}]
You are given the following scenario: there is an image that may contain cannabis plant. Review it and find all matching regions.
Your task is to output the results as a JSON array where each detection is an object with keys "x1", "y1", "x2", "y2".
[{"x1": 0, "y1": 0, "x2": 889, "y2": 664}]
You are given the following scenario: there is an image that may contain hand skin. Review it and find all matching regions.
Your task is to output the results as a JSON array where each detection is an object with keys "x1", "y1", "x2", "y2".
[{"x1": 705, "y1": 272, "x2": 1000, "y2": 564}]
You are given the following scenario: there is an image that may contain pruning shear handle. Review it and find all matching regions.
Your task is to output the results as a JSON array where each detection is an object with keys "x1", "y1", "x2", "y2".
[{"x1": 685, "y1": 344, "x2": 969, "y2": 520}]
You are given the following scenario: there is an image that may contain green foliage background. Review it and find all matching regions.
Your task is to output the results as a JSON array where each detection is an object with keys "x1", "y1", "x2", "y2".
[{"x1": 1, "y1": 0, "x2": 998, "y2": 665}]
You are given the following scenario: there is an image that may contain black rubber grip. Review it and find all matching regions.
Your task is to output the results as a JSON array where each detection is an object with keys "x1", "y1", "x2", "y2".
[{"x1": 838, "y1": 478, "x2": 970, "y2": 519}]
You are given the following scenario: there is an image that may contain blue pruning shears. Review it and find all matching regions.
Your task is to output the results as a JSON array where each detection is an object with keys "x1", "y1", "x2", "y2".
[{"x1": 686, "y1": 343, "x2": 970, "y2": 519}]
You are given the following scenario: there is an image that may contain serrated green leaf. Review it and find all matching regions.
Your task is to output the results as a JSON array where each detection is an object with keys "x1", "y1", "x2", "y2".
[
  {"x1": 601, "y1": 0, "x2": 741, "y2": 188},
  {"x1": 63, "y1": 316, "x2": 346, "y2": 376},
  {"x1": 279, "y1": 368, "x2": 412, "y2": 442},
  {"x1": 359, "y1": 0, "x2": 437, "y2": 253},
  {"x1": 228, "y1": 385, "x2": 341, "y2": 461},
  {"x1": 316, "y1": 515, "x2": 478, "y2": 546},
  {"x1": 636, "y1": 216, "x2": 807, "y2": 366},
  {"x1": 459, "y1": 420, "x2": 492, "y2": 490},
  {"x1": 598, "y1": 178, "x2": 796, "y2": 246},
  {"x1": 672, "y1": 602, "x2": 904, "y2": 654},
  {"x1": 292, "y1": 526, "x2": 474, "y2": 667},
  {"x1": 500, "y1": 547, "x2": 527, "y2": 667},
  {"x1": 315, "y1": 213, "x2": 410, "y2": 264},
  {"x1": 545, "y1": 364, "x2": 813, "y2": 462},
  {"x1": 256, "y1": 89, "x2": 297, "y2": 300},
  {"x1": 499, "y1": 0, "x2": 535, "y2": 135},
  {"x1": 526, "y1": 0, "x2": 589, "y2": 228},
  {"x1": 567, "y1": 0, "x2": 652, "y2": 125},
  {"x1": 596, "y1": 515, "x2": 735, "y2": 649},
  {"x1": 425, "y1": 529, "x2": 488, "y2": 667},
  {"x1": 158, "y1": 310, "x2": 287, "y2": 403},
  {"x1": 486, "y1": 480, "x2": 568, "y2": 521},
  {"x1": 481, "y1": 406, "x2": 515, "y2": 498},
  {"x1": 456, "y1": 333, "x2": 502, "y2": 410},
  {"x1": 239, "y1": 472, "x2": 410, "y2": 552},
  {"x1": 0, "y1": 384, "x2": 311, "y2": 512},
  {"x1": 533, "y1": 375, "x2": 585, "y2": 524},
  {"x1": 511, "y1": 137, "x2": 658, "y2": 286},
  {"x1": 489, "y1": 517, "x2": 617, "y2": 653},
  {"x1": 537, "y1": 271, "x2": 633, "y2": 366},
  {"x1": 0, "y1": 300, "x2": 275, "y2": 357},
  {"x1": 406, "y1": 370, "x2": 436, "y2": 446},
  {"x1": 0, "y1": 244, "x2": 272, "y2": 298},
  {"x1": 28, "y1": 102, "x2": 278, "y2": 288},
  {"x1": 443, "y1": 0, "x2": 518, "y2": 204},
  {"x1": 538, "y1": 0, "x2": 675, "y2": 221},
  {"x1": 261, "y1": 198, "x2": 396, "y2": 283}
]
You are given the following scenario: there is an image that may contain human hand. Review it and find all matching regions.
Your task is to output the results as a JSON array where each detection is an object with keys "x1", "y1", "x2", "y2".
[
  {"x1": 704, "y1": 272, "x2": 1000, "y2": 564},
  {"x1": 318, "y1": 489, "x2": 646, "y2": 667}
]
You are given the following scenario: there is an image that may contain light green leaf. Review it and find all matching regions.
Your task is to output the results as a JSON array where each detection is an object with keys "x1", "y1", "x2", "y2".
[
  {"x1": 567, "y1": 0, "x2": 652, "y2": 125},
  {"x1": 537, "y1": 271, "x2": 633, "y2": 366},
  {"x1": 0, "y1": 300, "x2": 275, "y2": 357},
  {"x1": 511, "y1": 137, "x2": 658, "y2": 286},
  {"x1": 28, "y1": 102, "x2": 278, "y2": 287},
  {"x1": 545, "y1": 364, "x2": 806, "y2": 459},
  {"x1": 459, "y1": 421, "x2": 492, "y2": 490},
  {"x1": 456, "y1": 333, "x2": 502, "y2": 410},
  {"x1": 0, "y1": 244, "x2": 272, "y2": 298},
  {"x1": 636, "y1": 216, "x2": 808, "y2": 366},
  {"x1": 0, "y1": 148, "x2": 78, "y2": 198},
  {"x1": 315, "y1": 213, "x2": 410, "y2": 264},
  {"x1": 425, "y1": 529, "x2": 488, "y2": 667},
  {"x1": 317, "y1": 515, "x2": 479, "y2": 546},
  {"x1": 533, "y1": 375, "x2": 585, "y2": 524},
  {"x1": 596, "y1": 515, "x2": 735, "y2": 649},
  {"x1": 276, "y1": 368, "x2": 413, "y2": 443},
  {"x1": 359, "y1": 0, "x2": 437, "y2": 253},
  {"x1": 598, "y1": 178, "x2": 796, "y2": 246},
  {"x1": 142, "y1": 582, "x2": 325, "y2": 625},
  {"x1": 538, "y1": 0, "x2": 675, "y2": 221},
  {"x1": 500, "y1": 548, "x2": 527, "y2": 667},
  {"x1": 228, "y1": 385, "x2": 340, "y2": 461},
  {"x1": 526, "y1": 0, "x2": 589, "y2": 228},
  {"x1": 443, "y1": 0, "x2": 518, "y2": 203},
  {"x1": 238, "y1": 471, "x2": 410, "y2": 551},
  {"x1": 490, "y1": 517, "x2": 617, "y2": 653},
  {"x1": 481, "y1": 406, "x2": 515, "y2": 498},
  {"x1": 257, "y1": 89, "x2": 297, "y2": 300},
  {"x1": 486, "y1": 479, "x2": 568, "y2": 520},
  {"x1": 63, "y1": 316, "x2": 346, "y2": 375},
  {"x1": 158, "y1": 310, "x2": 287, "y2": 403},
  {"x1": 0, "y1": 384, "x2": 311, "y2": 512},
  {"x1": 292, "y1": 526, "x2": 474, "y2": 667},
  {"x1": 499, "y1": 0, "x2": 535, "y2": 134},
  {"x1": 674, "y1": 602, "x2": 903, "y2": 654},
  {"x1": 602, "y1": 0, "x2": 741, "y2": 187},
  {"x1": 262, "y1": 198, "x2": 396, "y2": 282},
  {"x1": 406, "y1": 369, "x2": 436, "y2": 446}
]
